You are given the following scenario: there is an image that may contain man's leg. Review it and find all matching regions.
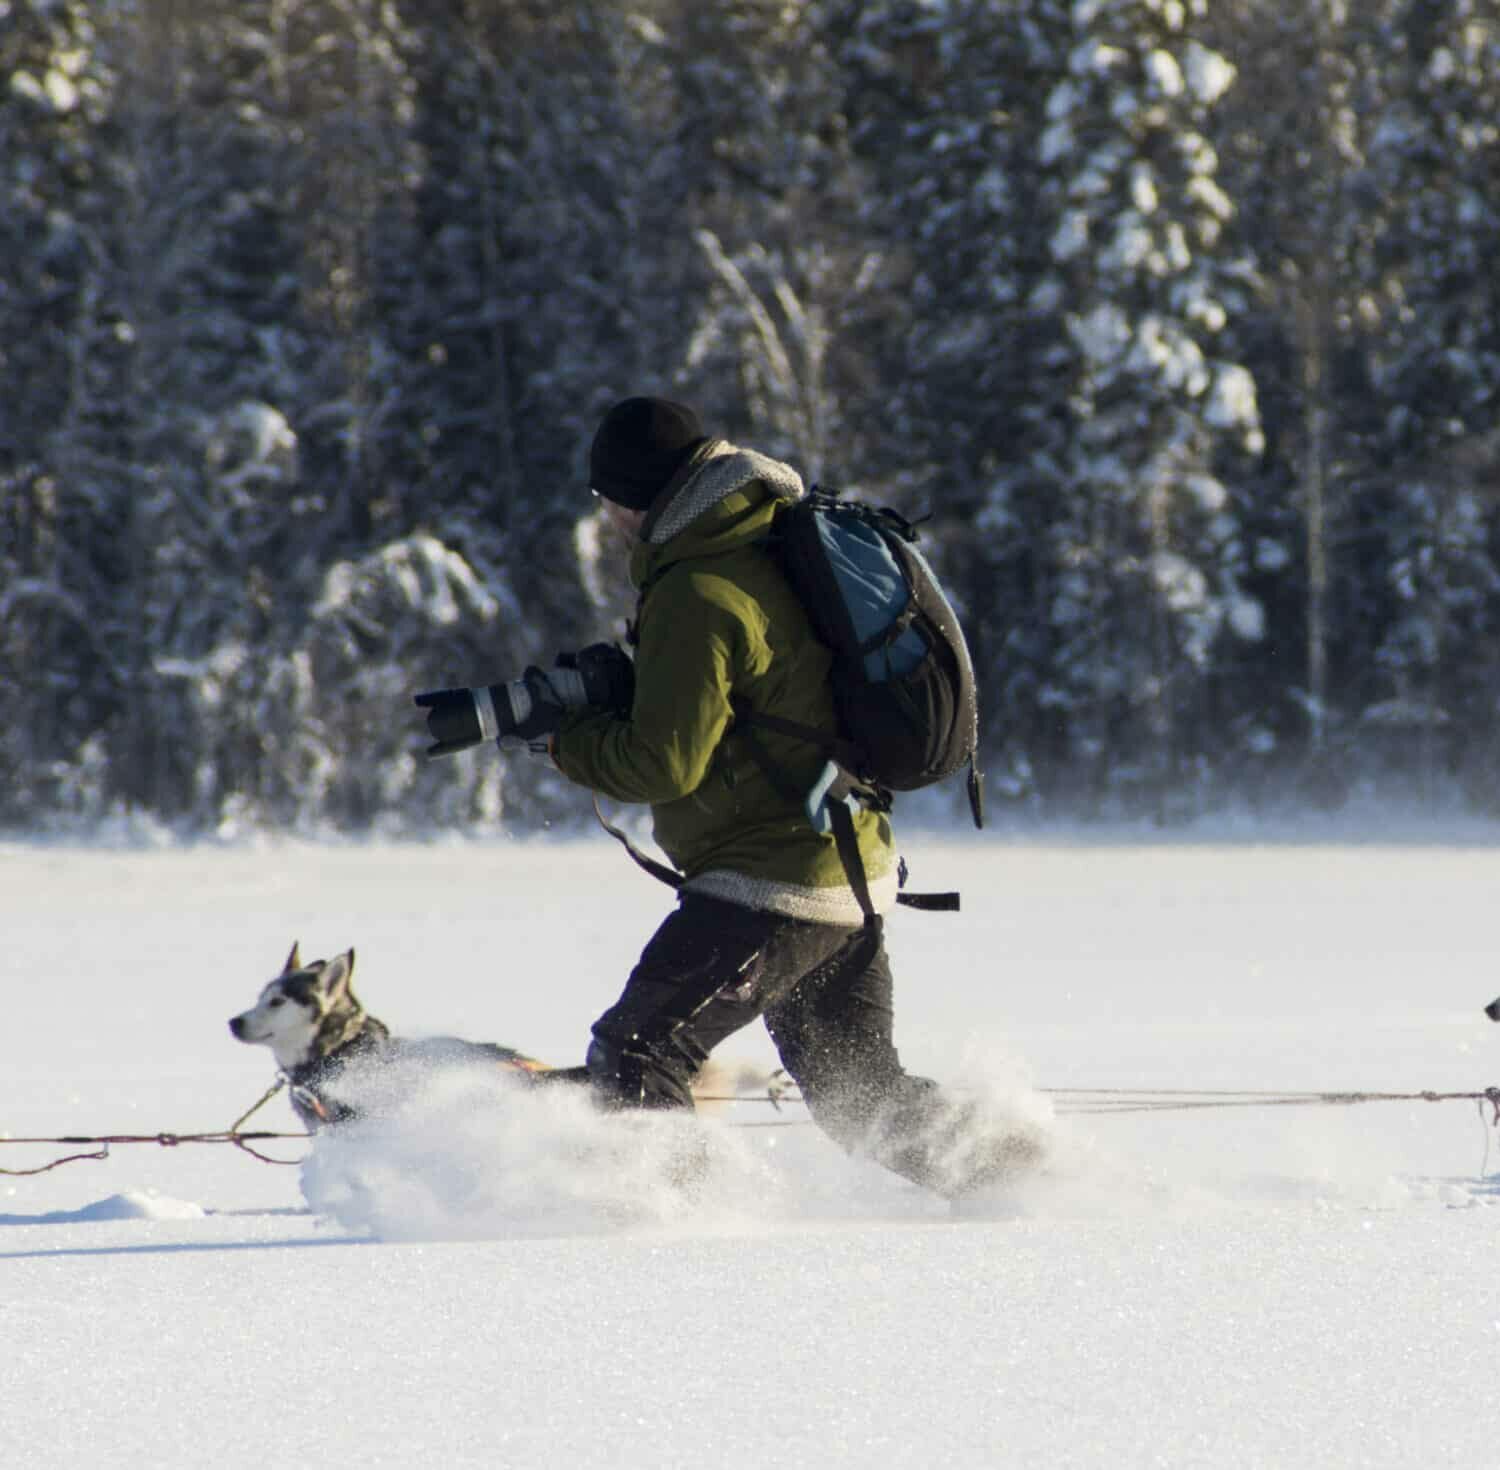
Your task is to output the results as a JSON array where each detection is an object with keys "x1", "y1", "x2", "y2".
[
  {"x1": 765, "y1": 926, "x2": 1044, "y2": 1196},
  {"x1": 586, "y1": 894, "x2": 846, "y2": 1108}
]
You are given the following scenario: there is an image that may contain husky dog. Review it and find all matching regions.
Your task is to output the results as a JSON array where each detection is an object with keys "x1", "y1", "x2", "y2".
[
  {"x1": 228, "y1": 943, "x2": 571, "y2": 1131},
  {"x1": 229, "y1": 943, "x2": 775, "y2": 1131}
]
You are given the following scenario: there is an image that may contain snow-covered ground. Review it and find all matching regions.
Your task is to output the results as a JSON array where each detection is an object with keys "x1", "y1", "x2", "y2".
[{"x1": 5, "y1": 831, "x2": 1500, "y2": 1468}]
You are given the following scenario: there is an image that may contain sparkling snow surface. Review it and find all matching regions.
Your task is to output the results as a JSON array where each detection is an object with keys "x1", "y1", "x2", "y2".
[{"x1": 4, "y1": 833, "x2": 1500, "y2": 1468}]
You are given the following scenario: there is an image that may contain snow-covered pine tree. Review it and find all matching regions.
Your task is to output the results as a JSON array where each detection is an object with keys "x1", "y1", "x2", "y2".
[
  {"x1": 0, "y1": 0, "x2": 117, "y2": 825},
  {"x1": 815, "y1": 0, "x2": 1063, "y2": 808},
  {"x1": 1028, "y1": 0, "x2": 1264, "y2": 817},
  {"x1": 664, "y1": 0, "x2": 883, "y2": 485},
  {"x1": 1357, "y1": 2, "x2": 1500, "y2": 802}
]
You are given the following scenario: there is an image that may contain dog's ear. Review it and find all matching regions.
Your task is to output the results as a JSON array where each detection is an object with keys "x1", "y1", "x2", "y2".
[
  {"x1": 283, "y1": 941, "x2": 303, "y2": 975},
  {"x1": 319, "y1": 949, "x2": 356, "y2": 1004}
]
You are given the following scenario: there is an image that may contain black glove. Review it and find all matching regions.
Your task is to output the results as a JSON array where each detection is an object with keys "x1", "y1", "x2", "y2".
[
  {"x1": 509, "y1": 666, "x2": 569, "y2": 740},
  {"x1": 504, "y1": 645, "x2": 633, "y2": 741},
  {"x1": 558, "y1": 642, "x2": 635, "y2": 717},
  {"x1": 414, "y1": 686, "x2": 507, "y2": 758}
]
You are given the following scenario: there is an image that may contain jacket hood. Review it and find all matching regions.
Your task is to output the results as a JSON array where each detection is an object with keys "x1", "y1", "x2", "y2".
[{"x1": 629, "y1": 443, "x2": 805, "y2": 588}]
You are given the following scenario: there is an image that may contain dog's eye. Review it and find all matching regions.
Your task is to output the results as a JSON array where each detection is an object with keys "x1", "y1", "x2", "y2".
[{"x1": 268, "y1": 997, "x2": 285, "y2": 1009}]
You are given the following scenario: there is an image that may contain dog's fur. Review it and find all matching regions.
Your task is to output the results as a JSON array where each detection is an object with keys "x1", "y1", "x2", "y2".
[{"x1": 229, "y1": 943, "x2": 772, "y2": 1131}]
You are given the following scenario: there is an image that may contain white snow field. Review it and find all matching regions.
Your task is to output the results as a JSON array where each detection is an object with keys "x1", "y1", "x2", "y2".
[{"x1": 5, "y1": 831, "x2": 1500, "y2": 1469}]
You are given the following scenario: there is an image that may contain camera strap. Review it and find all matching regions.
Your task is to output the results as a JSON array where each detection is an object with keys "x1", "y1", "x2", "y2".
[{"x1": 592, "y1": 794, "x2": 684, "y2": 891}]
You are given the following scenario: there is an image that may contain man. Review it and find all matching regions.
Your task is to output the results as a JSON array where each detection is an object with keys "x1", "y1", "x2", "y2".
[{"x1": 421, "y1": 396, "x2": 1040, "y2": 1197}]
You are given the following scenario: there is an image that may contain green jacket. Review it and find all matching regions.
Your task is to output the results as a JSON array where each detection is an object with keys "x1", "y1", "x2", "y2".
[{"x1": 552, "y1": 447, "x2": 896, "y2": 925}]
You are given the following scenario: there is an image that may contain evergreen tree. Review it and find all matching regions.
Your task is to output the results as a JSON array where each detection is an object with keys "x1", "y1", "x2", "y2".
[
  {"x1": 0, "y1": 0, "x2": 128, "y2": 823},
  {"x1": 1026, "y1": 0, "x2": 1264, "y2": 815},
  {"x1": 1357, "y1": 0, "x2": 1500, "y2": 799},
  {"x1": 1205, "y1": 0, "x2": 1382, "y2": 800},
  {"x1": 817, "y1": 0, "x2": 1070, "y2": 805},
  {"x1": 671, "y1": 0, "x2": 889, "y2": 480}
]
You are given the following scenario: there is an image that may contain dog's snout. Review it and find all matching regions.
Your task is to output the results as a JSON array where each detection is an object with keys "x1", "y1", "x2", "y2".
[
  {"x1": 1485, "y1": 997, "x2": 1500, "y2": 1023},
  {"x1": 229, "y1": 1015, "x2": 248, "y2": 1038}
]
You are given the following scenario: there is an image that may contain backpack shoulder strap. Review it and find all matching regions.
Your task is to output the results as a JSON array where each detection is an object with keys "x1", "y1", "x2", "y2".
[{"x1": 731, "y1": 706, "x2": 868, "y2": 777}]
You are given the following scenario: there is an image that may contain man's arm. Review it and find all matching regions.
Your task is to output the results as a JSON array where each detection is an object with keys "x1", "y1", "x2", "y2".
[{"x1": 551, "y1": 572, "x2": 740, "y2": 805}]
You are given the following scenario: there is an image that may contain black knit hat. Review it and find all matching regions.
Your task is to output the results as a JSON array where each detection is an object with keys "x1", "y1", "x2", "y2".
[{"x1": 589, "y1": 397, "x2": 707, "y2": 510}]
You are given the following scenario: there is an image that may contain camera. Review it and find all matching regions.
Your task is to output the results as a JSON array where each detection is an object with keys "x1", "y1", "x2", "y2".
[{"x1": 416, "y1": 643, "x2": 634, "y2": 757}]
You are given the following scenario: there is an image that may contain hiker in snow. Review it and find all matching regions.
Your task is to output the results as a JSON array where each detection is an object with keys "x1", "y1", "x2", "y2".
[{"x1": 417, "y1": 396, "x2": 1040, "y2": 1197}]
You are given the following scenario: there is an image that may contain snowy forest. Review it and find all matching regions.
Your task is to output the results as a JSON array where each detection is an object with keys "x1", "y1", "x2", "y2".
[{"x1": 3, "y1": 0, "x2": 1498, "y2": 836}]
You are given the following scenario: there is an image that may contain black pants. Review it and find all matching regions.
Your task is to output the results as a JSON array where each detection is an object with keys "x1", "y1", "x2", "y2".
[{"x1": 586, "y1": 894, "x2": 1023, "y2": 1194}]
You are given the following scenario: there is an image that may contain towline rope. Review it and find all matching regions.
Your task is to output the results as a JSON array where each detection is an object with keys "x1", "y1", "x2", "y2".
[
  {"x1": 1039, "y1": 1086, "x2": 1500, "y2": 1117},
  {"x1": 705, "y1": 1083, "x2": 1500, "y2": 1119},
  {"x1": 4, "y1": 1082, "x2": 1499, "y2": 1175},
  {"x1": 0, "y1": 1079, "x2": 308, "y2": 1176}
]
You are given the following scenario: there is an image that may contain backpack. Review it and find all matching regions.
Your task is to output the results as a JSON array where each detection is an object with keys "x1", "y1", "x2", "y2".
[
  {"x1": 735, "y1": 489, "x2": 985, "y2": 919},
  {"x1": 747, "y1": 490, "x2": 983, "y2": 807}
]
